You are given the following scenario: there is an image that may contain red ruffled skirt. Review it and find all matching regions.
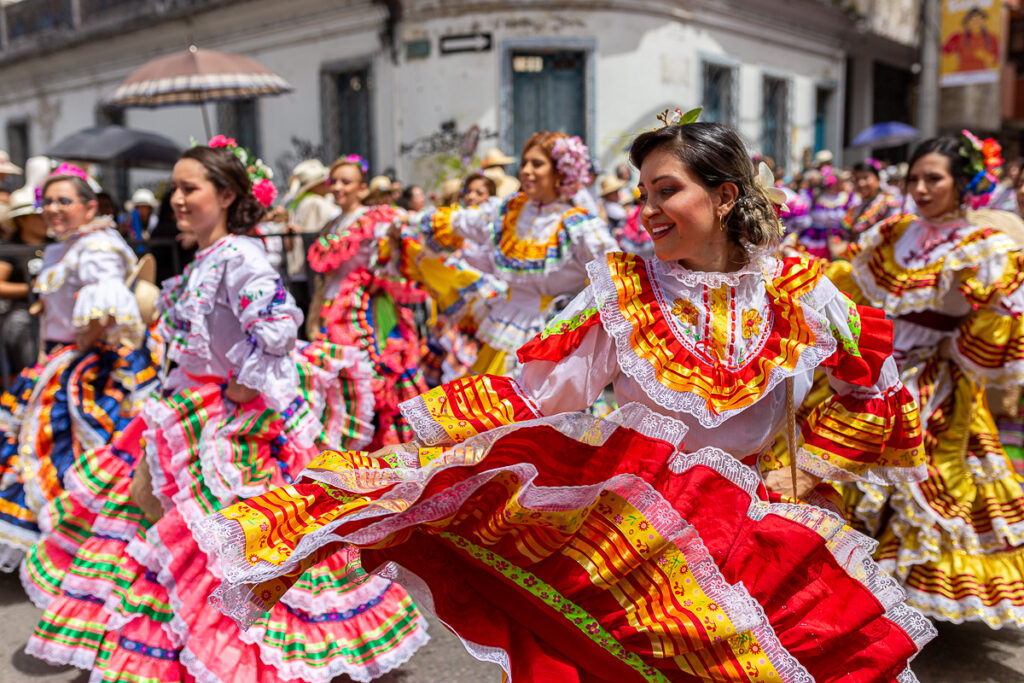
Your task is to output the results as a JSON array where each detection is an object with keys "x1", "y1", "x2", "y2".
[{"x1": 199, "y1": 408, "x2": 935, "y2": 683}]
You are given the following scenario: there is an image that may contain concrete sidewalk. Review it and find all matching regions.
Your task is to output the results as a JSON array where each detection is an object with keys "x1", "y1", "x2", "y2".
[{"x1": 1, "y1": 570, "x2": 1022, "y2": 682}]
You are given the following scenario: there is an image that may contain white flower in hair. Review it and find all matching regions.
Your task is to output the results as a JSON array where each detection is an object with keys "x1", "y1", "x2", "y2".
[{"x1": 756, "y1": 162, "x2": 787, "y2": 207}]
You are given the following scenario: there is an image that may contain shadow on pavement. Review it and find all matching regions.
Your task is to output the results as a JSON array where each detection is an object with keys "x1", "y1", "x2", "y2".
[
  {"x1": 0, "y1": 569, "x2": 27, "y2": 607},
  {"x1": 11, "y1": 645, "x2": 89, "y2": 681},
  {"x1": 914, "y1": 620, "x2": 1024, "y2": 683}
]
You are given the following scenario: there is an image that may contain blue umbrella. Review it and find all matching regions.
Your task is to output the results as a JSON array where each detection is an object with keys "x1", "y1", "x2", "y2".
[{"x1": 851, "y1": 122, "x2": 920, "y2": 149}]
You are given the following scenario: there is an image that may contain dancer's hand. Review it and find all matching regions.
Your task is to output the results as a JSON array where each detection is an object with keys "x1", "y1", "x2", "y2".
[
  {"x1": 130, "y1": 455, "x2": 164, "y2": 523},
  {"x1": 76, "y1": 316, "x2": 110, "y2": 350},
  {"x1": 226, "y1": 379, "x2": 260, "y2": 404},
  {"x1": 764, "y1": 467, "x2": 822, "y2": 500}
]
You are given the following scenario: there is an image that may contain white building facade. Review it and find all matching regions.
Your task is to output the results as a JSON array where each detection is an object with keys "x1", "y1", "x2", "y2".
[{"x1": 0, "y1": 0, "x2": 918, "y2": 194}]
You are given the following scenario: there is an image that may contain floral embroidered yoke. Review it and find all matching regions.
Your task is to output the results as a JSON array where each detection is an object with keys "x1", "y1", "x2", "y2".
[
  {"x1": 403, "y1": 251, "x2": 925, "y2": 484},
  {"x1": 412, "y1": 193, "x2": 617, "y2": 366},
  {"x1": 159, "y1": 234, "x2": 303, "y2": 411}
]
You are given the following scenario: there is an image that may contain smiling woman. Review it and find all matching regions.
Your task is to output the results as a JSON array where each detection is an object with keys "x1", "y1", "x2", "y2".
[
  {"x1": 0, "y1": 164, "x2": 156, "y2": 575},
  {"x1": 404, "y1": 129, "x2": 618, "y2": 377},
  {"x1": 197, "y1": 115, "x2": 936, "y2": 683},
  {"x1": 630, "y1": 121, "x2": 779, "y2": 272},
  {"x1": 18, "y1": 143, "x2": 427, "y2": 683}
]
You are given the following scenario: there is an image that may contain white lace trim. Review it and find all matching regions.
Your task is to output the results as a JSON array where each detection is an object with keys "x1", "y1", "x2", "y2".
[
  {"x1": 852, "y1": 221, "x2": 1017, "y2": 315},
  {"x1": 905, "y1": 582, "x2": 1024, "y2": 628},
  {"x1": 0, "y1": 523, "x2": 38, "y2": 568},
  {"x1": 797, "y1": 447, "x2": 929, "y2": 485},
  {"x1": 19, "y1": 557, "x2": 55, "y2": 610},
  {"x1": 653, "y1": 247, "x2": 772, "y2": 288},
  {"x1": 398, "y1": 394, "x2": 450, "y2": 446},
  {"x1": 142, "y1": 519, "x2": 429, "y2": 683},
  {"x1": 586, "y1": 255, "x2": 837, "y2": 429},
  {"x1": 24, "y1": 634, "x2": 98, "y2": 672},
  {"x1": 198, "y1": 412, "x2": 932, "y2": 680},
  {"x1": 951, "y1": 341, "x2": 1024, "y2": 388}
]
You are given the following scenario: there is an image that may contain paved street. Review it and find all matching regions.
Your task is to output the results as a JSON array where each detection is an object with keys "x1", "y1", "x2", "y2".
[{"x1": 0, "y1": 569, "x2": 1022, "y2": 682}]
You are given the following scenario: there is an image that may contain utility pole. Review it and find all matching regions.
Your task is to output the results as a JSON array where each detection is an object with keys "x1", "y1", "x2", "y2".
[{"x1": 918, "y1": 0, "x2": 940, "y2": 137}]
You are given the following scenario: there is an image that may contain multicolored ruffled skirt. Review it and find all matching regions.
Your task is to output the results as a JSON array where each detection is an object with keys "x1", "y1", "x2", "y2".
[
  {"x1": 844, "y1": 351, "x2": 1024, "y2": 627},
  {"x1": 0, "y1": 341, "x2": 157, "y2": 570},
  {"x1": 198, "y1": 405, "x2": 934, "y2": 683},
  {"x1": 22, "y1": 341, "x2": 428, "y2": 682},
  {"x1": 315, "y1": 269, "x2": 428, "y2": 448}
]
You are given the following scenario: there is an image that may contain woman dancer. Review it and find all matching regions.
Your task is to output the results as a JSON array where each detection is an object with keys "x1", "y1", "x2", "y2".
[
  {"x1": 827, "y1": 132, "x2": 1024, "y2": 628},
  {"x1": 413, "y1": 131, "x2": 618, "y2": 376},
  {"x1": 840, "y1": 159, "x2": 902, "y2": 248},
  {"x1": 307, "y1": 154, "x2": 427, "y2": 447},
  {"x1": 0, "y1": 165, "x2": 156, "y2": 569},
  {"x1": 799, "y1": 165, "x2": 855, "y2": 260},
  {"x1": 199, "y1": 118, "x2": 934, "y2": 682},
  {"x1": 22, "y1": 141, "x2": 427, "y2": 682}
]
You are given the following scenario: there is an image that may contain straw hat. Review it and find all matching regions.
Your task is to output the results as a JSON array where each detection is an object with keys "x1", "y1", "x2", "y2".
[
  {"x1": 287, "y1": 159, "x2": 329, "y2": 198},
  {"x1": 360, "y1": 175, "x2": 394, "y2": 202},
  {"x1": 969, "y1": 208, "x2": 1024, "y2": 246},
  {"x1": 6, "y1": 186, "x2": 40, "y2": 221},
  {"x1": 127, "y1": 188, "x2": 159, "y2": 211},
  {"x1": 481, "y1": 148, "x2": 515, "y2": 168},
  {"x1": 439, "y1": 178, "x2": 463, "y2": 206},
  {"x1": 125, "y1": 253, "x2": 159, "y2": 326},
  {"x1": 483, "y1": 167, "x2": 520, "y2": 198},
  {"x1": 598, "y1": 174, "x2": 627, "y2": 198},
  {"x1": 813, "y1": 150, "x2": 834, "y2": 167},
  {"x1": 0, "y1": 150, "x2": 22, "y2": 175}
]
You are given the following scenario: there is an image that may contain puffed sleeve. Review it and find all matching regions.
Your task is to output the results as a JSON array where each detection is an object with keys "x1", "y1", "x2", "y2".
[
  {"x1": 72, "y1": 238, "x2": 144, "y2": 348},
  {"x1": 398, "y1": 288, "x2": 617, "y2": 446},
  {"x1": 417, "y1": 195, "x2": 503, "y2": 251},
  {"x1": 796, "y1": 283, "x2": 926, "y2": 484},
  {"x1": 223, "y1": 252, "x2": 304, "y2": 411},
  {"x1": 564, "y1": 210, "x2": 618, "y2": 263},
  {"x1": 952, "y1": 248, "x2": 1024, "y2": 386}
]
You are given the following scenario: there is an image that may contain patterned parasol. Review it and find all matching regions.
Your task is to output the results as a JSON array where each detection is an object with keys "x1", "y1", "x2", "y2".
[{"x1": 106, "y1": 44, "x2": 293, "y2": 135}]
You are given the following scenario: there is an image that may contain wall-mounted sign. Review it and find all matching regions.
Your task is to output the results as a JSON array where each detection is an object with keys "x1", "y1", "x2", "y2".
[
  {"x1": 440, "y1": 33, "x2": 492, "y2": 55},
  {"x1": 405, "y1": 39, "x2": 430, "y2": 60},
  {"x1": 940, "y1": 0, "x2": 1002, "y2": 87}
]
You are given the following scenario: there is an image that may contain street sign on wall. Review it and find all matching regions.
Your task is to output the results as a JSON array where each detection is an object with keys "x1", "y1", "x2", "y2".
[
  {"x1": 940, "y1": 0, "x2": 1003, "y2": 87},
  {"x1": 440, "y1": 33, "x2": 492, "y2": 55}
]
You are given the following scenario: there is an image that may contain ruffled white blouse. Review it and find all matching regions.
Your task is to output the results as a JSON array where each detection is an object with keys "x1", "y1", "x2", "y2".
[
  {"x1": 34, "y1": 219, "x2": 142, "y2": 347},
  {"x1": 157, "y1": 234, "x2": 303, "y2": 411}
]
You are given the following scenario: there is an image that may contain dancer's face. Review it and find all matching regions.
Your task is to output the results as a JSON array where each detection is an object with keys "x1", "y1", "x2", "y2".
[
  {"x1": 42, "y1": 180, "x2": 97, "y2": 236},
  {"x1": 330, "y1": 164, "x2": 366, "y2": 212},
  {"x1": 170, "y1": 158, "x2": 234, "y2": 249},
  {"x1": 464, "y1": 178, "x2": 491, "y2": 207},
  {"x1": 853, "y1": 170, "x2": 880, "y2": 200},
  {"x1": 519, "y1": 146, "x2": 559, "y2": 204},
  {"x1": 907, "y1": 152, "x2": 958, "y2": 220},
  {"x1": 637, "y1": 146, "x2": 736, "y2": 270}
]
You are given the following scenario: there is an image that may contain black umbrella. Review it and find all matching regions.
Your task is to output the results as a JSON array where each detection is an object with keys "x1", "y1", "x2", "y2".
[{"x1": 46, "y1": 125, "x2": 181, "y2": 169}]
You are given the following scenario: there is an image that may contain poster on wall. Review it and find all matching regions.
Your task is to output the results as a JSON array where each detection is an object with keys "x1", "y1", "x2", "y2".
[{"x1": 940, "y1": 0, "x2": 1003, "y2": 86}]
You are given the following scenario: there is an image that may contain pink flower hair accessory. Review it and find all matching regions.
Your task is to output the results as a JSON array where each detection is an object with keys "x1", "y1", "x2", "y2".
[
  {"x1": 38, "y1": 162, "x2": 95, "y2": 207},
  {"x1": 338, "y1": 154, "x2": 370, "y2": 175},
  {"x1": 198, "y1": 134, "x2": 278, "y2": 207},
  {"x1": 550, "y1": 135, "x2": 592, "y2": 200},
  {"x1": 49, "y1": 162, "x2": 90, "y2": 181}
]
